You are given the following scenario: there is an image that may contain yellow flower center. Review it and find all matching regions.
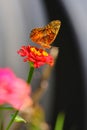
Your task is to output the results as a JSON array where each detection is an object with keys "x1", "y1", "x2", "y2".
[
  {"x1": 42, "y1": 51, "x2": 48, "y2": 56},
  {"x1": 30, "y1": 47, "x2": 48, "y2": 56},
  {"x1": 30, "y1": 47, "x2": 41, "y2": 56}
]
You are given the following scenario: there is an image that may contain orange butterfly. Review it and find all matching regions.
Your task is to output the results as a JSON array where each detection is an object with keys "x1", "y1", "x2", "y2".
[{"x1": 30, "y1": 20, "x2": 61, "y2": 49}]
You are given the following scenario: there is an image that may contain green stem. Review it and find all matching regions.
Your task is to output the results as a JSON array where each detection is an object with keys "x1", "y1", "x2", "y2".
[
  {"x1": 6, "y1": 110, "x2": 19, "y2": 130},
  {"x1": 27, "y1": 64, "x2": 34, "y2": 84},
  {"x1": 0, "y1": 110, "x2": 4, "y2": 130}
]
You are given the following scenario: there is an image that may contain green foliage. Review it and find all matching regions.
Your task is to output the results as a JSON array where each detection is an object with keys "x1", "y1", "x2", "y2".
[
  {"x1": 54, "y1": 113, "x2": 65, "y2": 130},
  {"x1": 11, "y1": 114, "x2": 26, "y2": 123}
]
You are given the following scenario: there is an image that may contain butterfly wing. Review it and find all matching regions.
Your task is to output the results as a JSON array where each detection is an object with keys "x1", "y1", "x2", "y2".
[{"x1": 30, "y1": 20, "x2": 61, "y2": 48}]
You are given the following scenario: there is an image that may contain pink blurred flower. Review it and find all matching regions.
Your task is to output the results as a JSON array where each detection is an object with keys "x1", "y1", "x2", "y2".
[{"x1": 0, "y1": 68, "x2": 32, "y2": 110}]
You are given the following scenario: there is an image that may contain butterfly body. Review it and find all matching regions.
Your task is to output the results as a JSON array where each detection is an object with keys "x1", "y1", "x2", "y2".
[{"x1": 30, "y1": 20, "x2": 61, "y2": 49}]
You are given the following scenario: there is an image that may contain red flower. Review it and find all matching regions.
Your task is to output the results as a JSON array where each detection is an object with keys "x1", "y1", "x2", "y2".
[
  {"x1": 17, "y1": 45, "x2": 54, "y2": 68},
  {"x1": 0, "y1": 68, "x2": 32, "y2": 110}
]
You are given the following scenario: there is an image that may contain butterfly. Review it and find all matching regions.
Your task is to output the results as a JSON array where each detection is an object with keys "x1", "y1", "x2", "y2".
[{"x1": 30, "y1": 20, "x2": 61, "y2": 49}]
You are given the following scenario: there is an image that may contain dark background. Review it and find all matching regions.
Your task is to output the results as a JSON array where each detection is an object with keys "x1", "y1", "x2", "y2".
[{"x1": 44, "y1": 0, "x2": 85, "y2": 130}]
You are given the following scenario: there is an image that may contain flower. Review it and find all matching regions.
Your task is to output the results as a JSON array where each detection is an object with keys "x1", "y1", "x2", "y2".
[
  {"x1": 0, "y1": 68, "x2": 32, "y2": 110},
  {"x1": 17, "y1": 45, "x2": 54, "y2": 68}
]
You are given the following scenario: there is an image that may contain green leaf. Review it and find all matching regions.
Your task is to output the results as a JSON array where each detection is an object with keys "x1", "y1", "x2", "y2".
[
  {"x1": 0, "y1": 105, "x2": 14, "y2": 110},
  {"x1": 11, "y1": 114, "x2": 26, "y2": 123},
  {"x1": 54, "y1": 112, "x2": 65, "y2": 130}
]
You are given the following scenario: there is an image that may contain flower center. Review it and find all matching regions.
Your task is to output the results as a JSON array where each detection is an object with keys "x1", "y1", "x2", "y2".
[
  {"x1": 30, "y1": 47, "x2": 41, "y2": 56},
  {"x1": 30, "y1": 47, "x2": 48, "y2": 56},
  {"x1": 42, "y1": 51, "x2": 48, "y2": 56}
]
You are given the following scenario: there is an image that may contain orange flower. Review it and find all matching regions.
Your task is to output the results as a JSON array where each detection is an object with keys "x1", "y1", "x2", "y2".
[{"x1": 17, "y1": 45, "x2": 54, "y2": 68}]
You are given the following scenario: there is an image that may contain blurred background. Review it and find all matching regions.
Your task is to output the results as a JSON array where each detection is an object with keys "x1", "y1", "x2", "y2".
[{"x1": 0, "y1": 0, "x2": 87, "y2": 130}]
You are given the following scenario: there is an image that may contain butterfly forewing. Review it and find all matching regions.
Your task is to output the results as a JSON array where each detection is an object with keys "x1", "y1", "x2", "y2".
[{"x1": 30, "y1": 20, "x2": 61, "y2": 49}]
